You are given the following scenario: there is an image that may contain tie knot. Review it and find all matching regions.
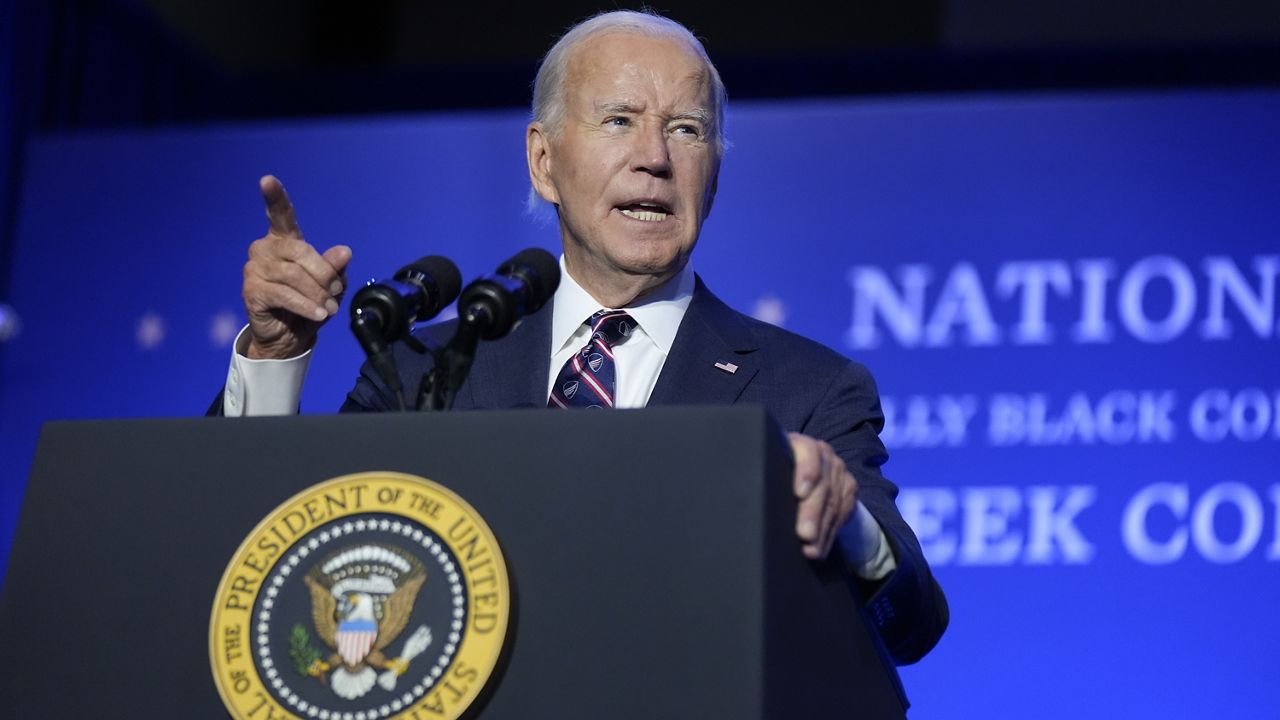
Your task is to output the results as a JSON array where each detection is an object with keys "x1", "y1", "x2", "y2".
[{"x1": 588, "y1": 310, "x2": 634, "y2": 348}]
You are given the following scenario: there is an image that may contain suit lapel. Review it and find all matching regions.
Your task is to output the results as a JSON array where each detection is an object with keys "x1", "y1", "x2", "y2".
[
  {"x1": 460, "y1": 281, "x2": 757, "y2": 409},
  {"x1": 463, "y1": 298, "x2": 554, "y2": 408},
  {"x1": 648, "y1": 278, "x2": 760, "y2": 407}
]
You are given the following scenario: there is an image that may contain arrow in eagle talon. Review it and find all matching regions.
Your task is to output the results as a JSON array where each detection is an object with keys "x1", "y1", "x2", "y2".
[{"x1": 377, "y1": 625, "x2": 433, "y2": 690}]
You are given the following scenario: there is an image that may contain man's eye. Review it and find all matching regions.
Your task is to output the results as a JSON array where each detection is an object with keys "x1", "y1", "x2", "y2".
[
  {"x1": 605, "y1": 116, "x2": 630, "y2": 127},
  {"x1": 672, "y1": 124, "x2": 702, "y2": 137}
]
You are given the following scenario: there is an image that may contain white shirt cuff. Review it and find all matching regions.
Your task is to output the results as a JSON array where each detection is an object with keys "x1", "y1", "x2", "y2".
[
  {"x1": 842, "y1": 501, "x2": 898, "y2": 581},
  {"x1": 222, "y1": 325, "x2": 312, "y2": 417}
]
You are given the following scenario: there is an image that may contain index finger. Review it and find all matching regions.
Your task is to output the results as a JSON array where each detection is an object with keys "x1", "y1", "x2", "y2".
[{"x1": 260, "y1": 175, "x2": 303, "y2": 238}]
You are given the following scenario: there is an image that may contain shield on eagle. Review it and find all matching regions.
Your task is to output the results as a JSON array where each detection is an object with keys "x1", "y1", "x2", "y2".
[{"x1": 336, "y1": 616, "x2": 378, "y2": 667}]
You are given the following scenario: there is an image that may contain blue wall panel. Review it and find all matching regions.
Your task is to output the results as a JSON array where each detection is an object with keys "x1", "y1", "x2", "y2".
[{"x1": 2, "y1": 89, "x2": 1277, "y2": 717}]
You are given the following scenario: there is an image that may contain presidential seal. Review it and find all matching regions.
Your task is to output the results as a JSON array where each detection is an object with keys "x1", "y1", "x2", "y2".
[{"x1": 210, "y1": 472, "x2": 510, "y2": 720}]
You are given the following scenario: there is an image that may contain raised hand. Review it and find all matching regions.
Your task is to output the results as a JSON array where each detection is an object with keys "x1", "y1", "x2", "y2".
[{"x1": 242, "y1": 175, "x2": 351, "y2": 359}]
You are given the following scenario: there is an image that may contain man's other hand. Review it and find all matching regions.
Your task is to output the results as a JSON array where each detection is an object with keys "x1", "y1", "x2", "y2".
[
  {"x1": 790, "y1": 432, "x2": 858, "y2": 560},
  {"x1": 242, "y1": 175, "x2": 351, "y2": 359}
]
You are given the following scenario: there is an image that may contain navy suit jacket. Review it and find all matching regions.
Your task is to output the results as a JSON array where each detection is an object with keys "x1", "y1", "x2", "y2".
[{"x1": 339, "y1": 278, "x2": 948, "y2": 668}]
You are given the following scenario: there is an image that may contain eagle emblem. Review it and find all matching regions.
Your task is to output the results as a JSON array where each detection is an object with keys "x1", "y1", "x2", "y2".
[{"x1": 300, "y1": 543, "x2": 433, "y2": 700}]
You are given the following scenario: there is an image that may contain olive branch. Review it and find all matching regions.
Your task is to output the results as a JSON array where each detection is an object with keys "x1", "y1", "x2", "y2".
[{"x1": 289, "y1": 624, "x2": 323, "y2": 676}]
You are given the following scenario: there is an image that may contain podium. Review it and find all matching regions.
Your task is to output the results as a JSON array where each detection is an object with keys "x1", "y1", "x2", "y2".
[{"x1": 0, "y1": 406, "x2": 906, "y2": 718}]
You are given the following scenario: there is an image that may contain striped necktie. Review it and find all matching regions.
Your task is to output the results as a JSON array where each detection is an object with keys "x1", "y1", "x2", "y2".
[{"x1": 547, "y1": 310, "x2": 635, "y2": 409}]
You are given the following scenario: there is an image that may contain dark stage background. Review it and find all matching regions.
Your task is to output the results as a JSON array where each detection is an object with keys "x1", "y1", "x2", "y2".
[{"x1": 2, "y1": 2, "x2": 1278, "y2": 718}]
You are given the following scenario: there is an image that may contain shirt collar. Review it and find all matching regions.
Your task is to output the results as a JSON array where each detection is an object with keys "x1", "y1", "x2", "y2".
[{"x1": 551, "y1": 256, "x2": 695, "y2": 355}]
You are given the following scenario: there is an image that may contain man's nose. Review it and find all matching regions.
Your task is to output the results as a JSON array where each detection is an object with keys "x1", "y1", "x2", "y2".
[{"x1": 629, "y1": 122, "x2": 672, "y2": 177}]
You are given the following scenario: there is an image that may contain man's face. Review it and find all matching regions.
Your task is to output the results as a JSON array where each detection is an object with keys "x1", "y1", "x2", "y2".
[{"x1": 527, "y1": 32, "x2": 720, "y2": 303}]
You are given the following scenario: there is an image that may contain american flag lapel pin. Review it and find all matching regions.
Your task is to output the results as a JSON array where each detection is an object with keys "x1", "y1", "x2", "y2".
[{"x1": 714, "y1": 361, "x2": 739, "y2": 374}]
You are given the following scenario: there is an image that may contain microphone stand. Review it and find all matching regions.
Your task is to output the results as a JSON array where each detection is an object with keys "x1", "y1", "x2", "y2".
[
  {"x1": 352, "y1": 309, "x2": 407, "y2": 411},
  {"x1": 415, "y1": 305, "x2": 492, "y2": 412},
  {"x1": 412, "y1": 247, "x2": 558, "y2": 411}
]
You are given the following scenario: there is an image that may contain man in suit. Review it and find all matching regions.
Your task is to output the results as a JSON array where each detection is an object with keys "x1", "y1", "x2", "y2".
[{"x1": 223, "y1": 9, "x2": 946, "y2": 675}]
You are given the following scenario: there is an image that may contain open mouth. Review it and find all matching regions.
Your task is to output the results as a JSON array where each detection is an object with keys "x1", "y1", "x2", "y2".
[{"x1": 617, "y1": 201, "x2": 671, "y2": 222}]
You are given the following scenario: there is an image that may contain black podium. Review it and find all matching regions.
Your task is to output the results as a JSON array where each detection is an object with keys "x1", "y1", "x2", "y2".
[{"x1": 0, "y1": 406, "x2": 906, "y2": 719}]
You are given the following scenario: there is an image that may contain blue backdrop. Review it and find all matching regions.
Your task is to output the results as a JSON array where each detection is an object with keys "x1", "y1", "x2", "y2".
[{"x1": 2, "y1": 89, "x2": 1277, "y2": 717}]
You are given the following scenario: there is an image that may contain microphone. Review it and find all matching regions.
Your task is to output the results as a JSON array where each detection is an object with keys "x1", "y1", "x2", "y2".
[
  {"x1": 456, "y1": 247, "x2": 560, "y2": 340},
  {"x1": 350, "y1": 255, "x2": 462, "y2": 409},
  {"x1": 418, "y1": 248, "x2": 559, "y2": 411},
  {"x1": 351, "y1": 255, "x2": 462, "y2": 350}
]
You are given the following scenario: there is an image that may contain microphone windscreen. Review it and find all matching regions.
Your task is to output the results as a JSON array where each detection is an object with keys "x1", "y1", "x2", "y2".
[
  {"x1": 498, "y1": 247, "x2": 560, "y2": 310},
  {"x1": 401, "y1": 255, "x2": 463, "y2": 307}
]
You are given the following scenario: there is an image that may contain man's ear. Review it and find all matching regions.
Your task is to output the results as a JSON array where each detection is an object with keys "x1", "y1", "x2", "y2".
[{"x1": 526, "y1": 122, "x2": 560, "y2": 205}]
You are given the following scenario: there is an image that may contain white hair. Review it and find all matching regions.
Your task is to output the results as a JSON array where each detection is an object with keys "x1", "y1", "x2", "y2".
[{"x1": 531, "y1": 10, "x2": 728, "y2": 157}]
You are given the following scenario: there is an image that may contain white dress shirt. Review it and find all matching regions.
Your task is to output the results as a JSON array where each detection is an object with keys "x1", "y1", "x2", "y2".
[
  {"x1": 549, "y1": 257, "x2": 694, "y2": 408},
  {"x1": 223, "y1": 258, "x2": 895, "y2": 579}
]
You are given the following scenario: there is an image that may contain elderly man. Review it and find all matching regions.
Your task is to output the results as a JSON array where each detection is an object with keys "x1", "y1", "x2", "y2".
[{"x1": 221, "y1": 10, "x2": 946, "y2": 673}]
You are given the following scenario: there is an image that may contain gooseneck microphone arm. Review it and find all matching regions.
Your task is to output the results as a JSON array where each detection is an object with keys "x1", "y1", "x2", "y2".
[
  {"x1": 417, "y1": 248, "x2": 560, "y2": 411},
  {"x1": 417, "y1": 304, "x2": 485, "y2": 412},
  {"x1": 351, "y1": 312, "x2": 407, "y2": 409}
]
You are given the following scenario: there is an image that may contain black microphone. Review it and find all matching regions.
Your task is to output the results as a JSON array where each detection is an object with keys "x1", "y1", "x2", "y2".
[
  {"x1": 350, "y1": 255, "x2": 462, "y2": 409},
  {"x1": 351, "y1": 255, "x2": 462, "y2": 349},
  {"x1": 418, "y1": 248, "x2": 559, "y2": 411},
  {"x1": 456, "y1": 247, "x2": 560, "y2": 340}
]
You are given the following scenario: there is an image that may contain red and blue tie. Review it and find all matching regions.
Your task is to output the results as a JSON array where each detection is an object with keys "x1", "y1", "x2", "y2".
[{"x1": 548, "y1": 311, "x2": 635, "y2": 409}]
